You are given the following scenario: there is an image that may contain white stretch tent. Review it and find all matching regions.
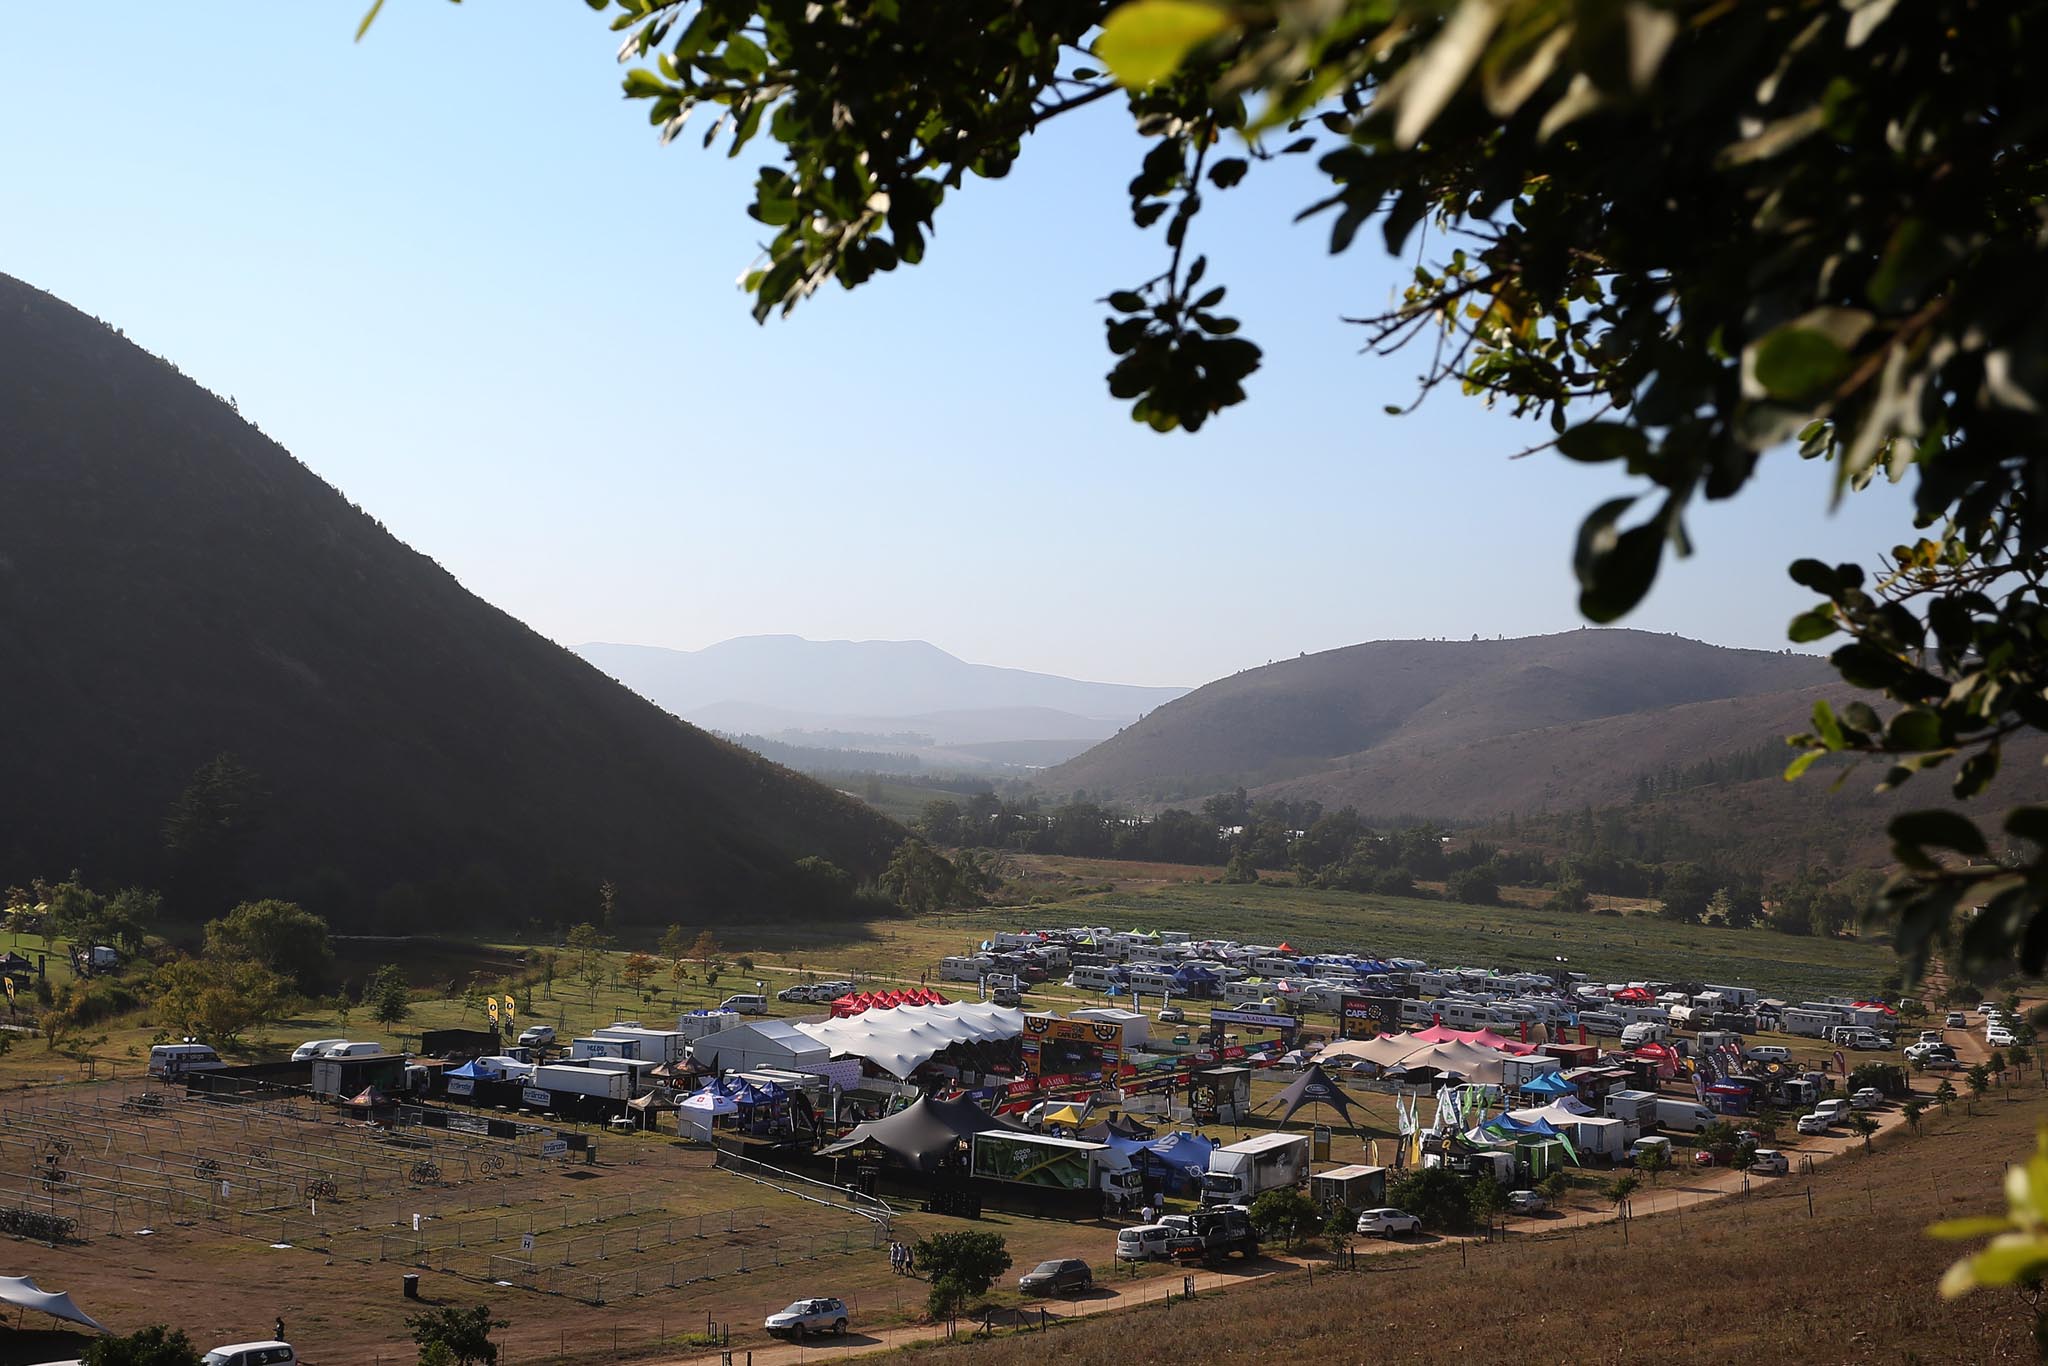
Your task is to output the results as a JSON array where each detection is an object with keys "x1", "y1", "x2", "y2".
[
  {"x1": 0, "y1": 1275, "x2": 105, "y2": 1332},
  {"x1": 793, "y1": 1002, "x2": 1023, "y2": 1079}
]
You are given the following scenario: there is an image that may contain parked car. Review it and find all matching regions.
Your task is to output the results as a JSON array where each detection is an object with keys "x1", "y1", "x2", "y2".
[
  {"x1": 764, "y1": 1298, "x2": 849, "y2": 1338},
  {"x1": 1019, "y1": 1259, "x2": 1093, "y2": 1296},
  {"x1": 202, "y1": 1344, "x2": 296, "y2": 1366},
  {"x1": 517, "y1": 1025, "x2": 556, "y2": 1048},
  {"x1": 992, "y1": 988, "x2": 1024, "y2": 1008},
  {"x1": 1356, "y1": 1207, "x2": 1423, "y2": 1237},
  {"x1": 1506, "y1": 1189, "x2": 1546, "y2": 1215},
  {"x1": 1904, "y1": 1042, "x2": 1950, "y2": 1061},
  {"x1": 1918, "y1": 1030, "x2": 1944, "y2": 1046},
  {"x1": 1924, "y1": 1054, "x2": 1964, "y2": 1072},
  {"x1": 1115, "y1": 1225, "x2": 1174, "y2": 1261},
  {"x1": 776, "y1": 985, "x2": 814, "y2": 1003},
  {"x1": 1813, "y1": 1097, "x2": 1851, "y2": 1123},
  {"x1": 290, "y1": 1038, "x2": 346, "y2": 1062},
  {"x1": 719, "y1": 994, "x2": 769, "y2": 1015},
  {"x1": 1743, "y1": 1045, "x2": 1792, "y2": 1064},
  {"x1": 1989, "y1": 1026, "x2": 2018, "y2": 1047},
  {"x1": 1796, "y1": 1112, "x2": 1832, "y2": 1135},
  {"x1": 1947, "y1": 1012, "x2": 1969, "y2": 1028},
  {"x1": 1979, "y1": 1003, "x2": 1999, "y2": 1015},
  {"x1": 1850, "y1": 1087, "x2": 1885, "y2": 1111},
  {"x1": 1157, "y1": 1006, "x2": 1187, "y2": 1024},
  {"x1": 1752, "y1": 1148, "x2": 1790, "y2": 1175}
]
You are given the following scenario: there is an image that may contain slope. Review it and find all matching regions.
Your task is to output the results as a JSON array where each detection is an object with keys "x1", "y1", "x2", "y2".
[
  {"x1": 0, "y1": 274, "x2": 900, "y2": 928},
  {"x1": 579, "y1": 636, "x2": 1187, "y2": 723},
  {"x1": 1045, "y1": 630, "x2": 1833, "y2": 800}
]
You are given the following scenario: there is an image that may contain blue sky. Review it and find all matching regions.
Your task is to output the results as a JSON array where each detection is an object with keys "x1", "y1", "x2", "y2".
[{"x1": 1, "y1": 3, "x2": 1914, "y2": 687}]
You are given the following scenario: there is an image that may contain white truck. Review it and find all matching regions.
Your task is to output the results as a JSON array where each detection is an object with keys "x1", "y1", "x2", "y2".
[
  {"x1": 969, "y1": 1132, "x2": 1144, "y2": 1208},
  {"x1": 1199, "y1": 1132, "x2": 1312, "y2": 1205},
  {"x1": 593, "y1": 1025, "x2": 691, "y2": 1064},
  {"x1": 1654, "y1": 1098, "x2": 1720, "y2": 1134},
  {"x1": 523, "y1": 1063, "x2": 632, "y2": 1109}
]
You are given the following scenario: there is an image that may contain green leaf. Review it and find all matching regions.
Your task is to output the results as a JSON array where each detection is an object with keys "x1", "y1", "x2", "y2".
[
  {"x1": 1209, "y1": 158, "x2": 1248, "y2": 189},
  {"x1": 1556, "y1": 422, "x2": 1648, "y2": 465},
  {"x1": 623, "y1": 68, "x2": 668, "y2": 98},
  {"x1": 355, "y1": 0, "x2": 386, "y2": 42},
  {"x1": 1887, "y1": 709, "x2": 1945, "y2": 752},
  {"x1": 1787, "y1": 609, "x2": 1836, "y2": 643},
  {"x1": 1811, "y1": 700, "x2": 1845, "y2": 750},
  {"x1": 1749, "y1": 327, "x2": 1852, "y2": 401},
  {"x1": 1107, "y1": 291, "x2": 1146, "y2": 312},
  {"x1": 1783, "y1": 749, "x2": 1825, "y2": 781},
  {"x1": 1889, "y1": 809, "x2": 1988, "y2": 858},
  {"x1": 1097, "y1": 0, "x2": 1232, "y2": 89}
]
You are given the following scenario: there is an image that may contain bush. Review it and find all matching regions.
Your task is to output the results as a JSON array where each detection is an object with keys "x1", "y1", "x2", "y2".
[
  {"x1": 83, "y1": 1327, "x2": 201, "y2": 1366},
  {"x1": 1249, "y1": 1188, "x2": 1320, "y2": 1247},
  {"x1": 913, "y1": 1230, "x2": 1010, "y2": 1316},
  {"x1": 406, "y1": 1305, "x2": 505, "y2": 1366},
  {"x1": 1387, "y1": 1167, "x2": 1472, "y2": 1231},
  {"x1": 1848, "y1": 1062, "x2": 1909, "y2": 1097},
  {"x1": 1446, "y1": 866, "x2": 1501, "y2": 906}
]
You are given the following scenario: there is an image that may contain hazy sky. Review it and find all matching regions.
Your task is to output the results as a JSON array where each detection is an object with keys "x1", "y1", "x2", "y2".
[{"x1": 2, "y1": 4, "x2": 1915, "y2": 688}]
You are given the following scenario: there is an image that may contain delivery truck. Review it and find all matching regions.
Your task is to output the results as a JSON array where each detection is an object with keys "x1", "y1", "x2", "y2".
[
  {"x1": 1200, "y1": 1132, "x2": 1312, "y2": 1205},
  {"x1": 969, "y1": 1132, "x2": 1144, "y2": 1207},
  {"x1": 523, "y1": 1063, "x2": 632, "y2": 1112}
]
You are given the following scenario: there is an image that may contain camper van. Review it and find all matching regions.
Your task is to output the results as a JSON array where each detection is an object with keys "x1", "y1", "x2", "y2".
[
  {"x1": 150, "y1": 1043, "x2": 226, "y2": 1077},
  {"x1": 1577, "y1": 1010, "x2": 1627, "y2": 1037},
  {"x1": 1620, "y1": 1021, "x2": 1669, "y2": 1047},
  {"x1": 941, "y1": 956, "x2": 995, "y2": 984},
  {"x1": 1068, "y1": 965, "x2": 1125, "y2": 993}
]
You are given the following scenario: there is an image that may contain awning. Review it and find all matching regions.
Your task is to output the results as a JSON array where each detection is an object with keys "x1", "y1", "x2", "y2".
[{"x1": 0, "y1": 1276, "x2": 105, "y2": 1333}]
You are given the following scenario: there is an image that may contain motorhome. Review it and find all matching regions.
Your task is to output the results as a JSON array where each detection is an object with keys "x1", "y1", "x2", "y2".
[
  {"x1": 1068, "y1": 965, "x2": 1125, "y2": 993},
  {"x1": 150, "y1": 1043, "x2": 226, "y2": 1077},
  {"x1": 941, "y1": 956, "x2": 996, "y2": 983},
  {"x1": 1577, "y1": 1010, "x2": 1627, "y2": 1037}
]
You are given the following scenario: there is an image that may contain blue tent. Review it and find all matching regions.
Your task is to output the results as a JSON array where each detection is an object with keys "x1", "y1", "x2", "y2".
[
  {"x1": 1482, "y1": 1113, "x2": 1563, "y2": 1138},
  {"x1": 1132, "y1": 1132, "x2": 1214, "y2": 1193},
  {"x1": 444, "y1": 1061, "x2": 484, "y2": 1080},
  {"x1": 1518, "y1": 1071, "x2": 1578, "y2": 1097}
]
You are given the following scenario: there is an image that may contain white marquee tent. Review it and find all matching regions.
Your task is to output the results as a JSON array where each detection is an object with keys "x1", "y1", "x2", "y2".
[
  {"x1": 0, "y1": 1275, "x2": 105, "y2": 1332},
  {"x1": 793, "y1": 1002, "x2": 1023, "y2": 1080}
]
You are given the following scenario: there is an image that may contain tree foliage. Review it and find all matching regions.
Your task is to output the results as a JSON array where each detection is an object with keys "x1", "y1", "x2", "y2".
[
  {"x1": 151, "y1": 956, "x2": 291, "y2": 1045},
  {"x1": 205, "y1": 899, "x2": 335, "y2": 993},
  {"x1": 406, "y1": 1304, "x2": 506, "y2": 1366},
  {"x1": 82, "y1": 1326, "x2": 203, "y2": 1366},
  {"x1": 554, "y1": 0, "x2": 2048, "y2": 984},
  {"x1": 913, "y1": 1229, "x2": 1011, "y2": 1318},
  {"x1": 366, "y1": 962, "x2": 413, "y2": 1027},
  {"x1": 1387, "y1": 1165, "x2": 1471, "y2": 1231},
  {"x1": 1248, "y1": 1186, "x2": 1320, "y2": 1248}
]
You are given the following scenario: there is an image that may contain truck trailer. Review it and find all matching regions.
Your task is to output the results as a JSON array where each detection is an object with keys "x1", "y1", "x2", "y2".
[
  {"x1": 1200, "y1": 1132, "x2": 1312, "y2": 1205},
  {"x1": 969, "y1": 1132, "x2": 1143, "y2": 1208}
]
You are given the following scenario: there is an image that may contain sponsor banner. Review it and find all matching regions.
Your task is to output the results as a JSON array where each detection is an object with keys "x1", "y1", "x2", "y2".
[
  {"x1": 540, "y1": 1139, "x2": 568, "y2": 1158},
  {"x1": 446, "y1": 1077, "x2": 474, "y2": 1097},
  {"x1": 1340, "y1": 995, "x2": 1401, "y2": 1039},
  {"x1": 521, "y1": 1087, "x2": 552, "y2": 1108},
  {"x1": 1211, "y1": 1008, "x2": 1297, "y2": 1031}
]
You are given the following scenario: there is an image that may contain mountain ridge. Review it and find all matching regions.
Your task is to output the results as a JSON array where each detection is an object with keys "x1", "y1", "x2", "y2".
[{"x1": 0, "y1": 273, "x2": 900, "y2": 928}]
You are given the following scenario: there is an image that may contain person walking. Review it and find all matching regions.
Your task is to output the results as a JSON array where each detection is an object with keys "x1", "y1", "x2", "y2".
[
  {"x1": 903, "y1": 1244, "x2": 915, "y2": 1277},
  {"x1": 274, "y1": 1319, "x2": 285, "y2": 1342}
]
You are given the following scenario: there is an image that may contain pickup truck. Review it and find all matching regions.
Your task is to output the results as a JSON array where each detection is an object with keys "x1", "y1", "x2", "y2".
[{"x1": 1163, "y1": 1206, "x2": 1260, "y2": 1264}]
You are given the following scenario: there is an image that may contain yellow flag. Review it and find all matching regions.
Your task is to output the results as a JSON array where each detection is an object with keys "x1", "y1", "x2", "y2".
[
  {"x1": 487, "y1": 996, "x2": 500, "y2": 1024},
  {"x1": 3, "y1": 976, "x2": 14, "y2": 1004},
  {"x1": 505, "y1": 996, "x2": 516, "y2": 1022}
]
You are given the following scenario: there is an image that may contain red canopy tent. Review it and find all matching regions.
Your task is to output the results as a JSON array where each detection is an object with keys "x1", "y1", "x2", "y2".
[{"x1": 829, "y1": 988, "x2": 954, "y2": 1017}]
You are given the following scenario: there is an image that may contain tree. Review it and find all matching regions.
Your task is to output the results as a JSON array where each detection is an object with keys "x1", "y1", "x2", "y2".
[
  {"x1": 150, "y1": 957, "x2": 291, "y2": 1045},
  {"x1": 1635, "y1": 1143, "x2": 1671, "y2": 1188},
  {"x1": 1850, "y1": 1113, "x2": 1879, "y2": 1154},
  {"x1": 1966, "y1": 1064, "x2": 1991, "y2": 1113},
  {"x1": 367, "y1": 963, "x2": 413, "y2": 1028},
  {"x1": 918, "y1": 799, "x2": 964, "y2": 846},
  {"x1": 880, "y1": 839, "x2": 962, "y2": 915},
  {"x1": 1605, "y1": 1172, "x2": 1640, "y2": 1218},
  {"x1": 161, "y1": 753, "x2": 264, "y2": 915},
  {"x1": 1903, "y1": 1097, "x2": 1926, "y2": 1136},
  {"x1": 1321, "y1": 1202, "x2": 1354, "y2": 1260},
  {"x1": 1467, "y1": 1175, "x2": 1508, "y2": 1242},
  {"x1": 566, "y1": 923, "x2": 611, "y2": 1006},
  {"x1": 2012, "y1": 1043, "x2": 2034, "y2": 1086},
  {"x1": 1387, "y1": 1166, "x2": 1471, "y2": 1232},
  {"x1": 406, "y1": 1304, "x2": 506, "y2": 1366},
  {"x1": 913, "y1": 1230, "x2": 1010, "y2": 1318},
  {"x1": 1446, "y1": 865, "x2": 1501, "y2": 907},
  {"x1": 500, "y1": 0, "x2": 2048, "y2": 989},
  {"x1": 1655, "y1": 864, "x2": 1713, "y2": 925},
  {"x1": 83, "y1": 1326, "x2": 203, "y2": 1366},
  {"x1": 1536, "y1": 1169, "x2": 1570, "y2": 1205},
  {"x1": 204, "y1": 900, "x2": 334, "y2": 994},
  {"x1": 622, "y1": 952, "x2": 658, "y2": 995},
  {"x1": 1248, "y1": 1187, "x2": 1319, "y2": 1249},
  {"x1": 1936, "y1": 1079, "x2": 1959, "y2": 1115},
  {"x1": 1220, "y1": 847, "x2": 1261, "y2": 885}
]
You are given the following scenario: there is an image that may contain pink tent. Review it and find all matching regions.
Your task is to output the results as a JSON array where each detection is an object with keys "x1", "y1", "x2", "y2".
[{"x1": 1406, "y1": 1024, "x2": 1538, "y2": 1056}]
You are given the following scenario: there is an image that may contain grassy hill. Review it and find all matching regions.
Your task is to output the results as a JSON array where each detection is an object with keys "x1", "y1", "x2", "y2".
[
  {"x1": 1044, "y1": 629, "x2": 1833, "y2": 803},
  {"x1": 0, "y1": 274, "x2": 901, "y2": 928}
]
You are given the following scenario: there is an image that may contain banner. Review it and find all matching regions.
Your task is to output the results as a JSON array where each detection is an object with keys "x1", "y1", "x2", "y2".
[
  {"x1": 487, "y1": 997, "x2": 501, "y2": 1025},
  {"x1": 505, "y1": 996, "x2": 517, "y2": 1023},
  {"x1": 1339, "y1": 995, "x2": 1401, "y2": 1040},
  {"x1": 1020, "y1": 1014, "x2": 1124, "y2": 1076}
]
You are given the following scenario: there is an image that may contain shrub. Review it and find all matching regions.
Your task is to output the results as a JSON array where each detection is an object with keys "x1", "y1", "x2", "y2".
[{"x1": 1388, "y1": 1167, "x2": 1472, "y2": 1231}]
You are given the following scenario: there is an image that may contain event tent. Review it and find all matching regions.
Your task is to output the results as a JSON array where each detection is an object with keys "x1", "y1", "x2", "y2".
[
  {"x1": 1405, "y1": 1024, "x2": 1538, "y2": 1056},
  {"x1": 794, "y1": 1002, "x2": 1023, "y2": 1080},
  {"x1": 828, "y1": 988, "x2": 951, "y2": 1017},
  {"x1": 692, "y1": 1020, "x2": 831, "y2": 1075},
  {"x1": 819, "y1": 1095, "x2": 1026, "y2": 1171},
  {"x1": 678, "y1": 1087, "x2": 738, "y2": 1141},
  {"x1": 1263, "y1": 1063, "x2": 1357, "y2": 1126},
  {"x1": 1317, "y1": 1035, "x2": 1425, "y2": 1068},
  {"x1": 1517, "y1": 1070, "x2": 1579, "y2": 1098},
  {"x1": 0, "y1": 1276, "x2": 105, "y2": 1333}
]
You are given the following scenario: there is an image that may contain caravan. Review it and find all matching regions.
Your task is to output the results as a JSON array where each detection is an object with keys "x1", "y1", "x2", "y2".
[
  {"x1": 1068, "y1": 965, "x2": 1125, "y2": 993},
  {"x1": 940, "y1": 956, "x2": 995, "y2": 984}
]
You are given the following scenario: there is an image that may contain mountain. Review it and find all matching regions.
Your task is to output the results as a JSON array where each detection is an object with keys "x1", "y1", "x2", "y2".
[
  {"x1": 1043, "y1": 630, "x2": 1838, "y2": 804},
  {"x1": 579, "y1": 637, "x2": 1186, "y2": 727},
  {"x1": 0, "y1": 274, "x2": 900, "y2": 928}
]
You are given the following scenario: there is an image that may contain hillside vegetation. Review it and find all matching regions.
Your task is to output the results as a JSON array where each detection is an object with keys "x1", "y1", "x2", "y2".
[
  {"x1": 0, "y1": 274, "x2": 900, "y2": 930},
  {"x1": 1045, "y1": 630, "x2": 1832, "y2": 803}
]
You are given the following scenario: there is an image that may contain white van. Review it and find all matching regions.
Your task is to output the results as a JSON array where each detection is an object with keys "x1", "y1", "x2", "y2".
[
  {"x1": 149, "y1": 1043, "x2": 226, "y2": 1077},
  {"x1": 203, "y1": 1342, "x2": 296, "y2": 1366},
  {"x1": 718, "y1": 994, "x2": 768, "y2": 1016},
  {"x1": 1115, "y1": 1224, "x2": 1174, "y2": 1261},
  {"x1": 291, "y1": 1038, "x2": 347, "y2": 1062},
  {"x1": 322, "y1": 1041, "x2": 385, "y2": 1059}
]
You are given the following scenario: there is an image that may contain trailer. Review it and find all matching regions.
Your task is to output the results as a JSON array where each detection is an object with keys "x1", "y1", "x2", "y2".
[
  {"x1": 593, "y1": 1025, "x2": 691, "y2": 1065},
  {"x1": 523, "y1": 1063, "x2": 632, "y2": 1116},
  {"x1": 1200, "y1": 1132, "x2": 1311, "y2": 1205},
  {"x1": 1308, "y1": 1164, "x2": 1388, "y2": 1212},
  {"x1": 970, "y1": 1132, "x2": 1143, "y2": 1208},
  {"x1": 1781, "y1": 1008, "x2": 1838, "y2": 1038}
]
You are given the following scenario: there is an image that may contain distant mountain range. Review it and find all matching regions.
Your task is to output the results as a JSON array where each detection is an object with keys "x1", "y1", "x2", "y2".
[
  {"x1": 0, "y1": 274, "x2": 900, "y2": 928},
  {"x1": 580, "y1": 637, "x2": 1188, "y2": 770},
  {"x1": 1044, "y1": 630, "x2": 1841, "y2": 811}
]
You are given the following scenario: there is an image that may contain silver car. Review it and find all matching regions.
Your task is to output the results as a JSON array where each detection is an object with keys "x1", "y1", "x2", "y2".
[{"x1": 765, "y1": 1297, "x2": 849, "y2": 1339}]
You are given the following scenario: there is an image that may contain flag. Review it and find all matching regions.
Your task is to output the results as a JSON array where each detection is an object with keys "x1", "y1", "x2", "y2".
[
  {"x1": 487, "y1": 996, "x2": 501, "y2": 1025},
  {"x1": 2, "y1": 976, "x2": 13, "y2": 1005},
  {"x1": 1833, "y1": 1049, "x2": 1846, "y2": 1075},
  {"x1": 505, "y1": 996, "x2": 516, "y2": 1023}
]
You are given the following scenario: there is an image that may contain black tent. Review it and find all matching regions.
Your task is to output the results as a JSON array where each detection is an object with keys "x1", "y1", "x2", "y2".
[
  {"x1": 1080, "y1": 1114, "x2": 1155, "y2": 1143},
  {"x1": 819, "y1": 1095, "x2": 1027, "y2": 1172},
  {"x1": 1264, "y1": 1063, "x2": 1357, "y2": 1126}
]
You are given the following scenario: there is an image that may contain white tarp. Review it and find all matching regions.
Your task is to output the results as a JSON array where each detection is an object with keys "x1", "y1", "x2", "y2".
[
  {"x1": 0, "y1": 1275, "x2": 105, "y2": 1332},
  {"x1": 793, "y1": 1002, "x2": 1023, "y2": 1080}
]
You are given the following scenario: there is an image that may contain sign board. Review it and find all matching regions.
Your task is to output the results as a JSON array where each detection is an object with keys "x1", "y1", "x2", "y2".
[
  {"x1": 412, "y1": 1213, "x2": 422, "y2": 1231},
  {"x1": 1210, "y1": 1008, "x2": 1297, "y2": 1032},
  {"x1": 521, "y1": 1087, "x2": 552, "y2": 1108},
  {"x1": 521, "y1": 1232, "x2": 536, "y2": 1253},
  {"x1": 446, "y1": 1077, "x2": 474, "y2": 1097},
  {"x1": 446, "y1": 1115, "x2": 488, "y2": 1136},
  {"x1": 540, "y1": 1139, "x2": 569, "y2": 1159},
  {"x1": 1340, "y1": 995, "x2": 1402, "y2": 1039},
  {"x1": 1020, "y1": 1013, "x2": 1125, "y2": 1077}
]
